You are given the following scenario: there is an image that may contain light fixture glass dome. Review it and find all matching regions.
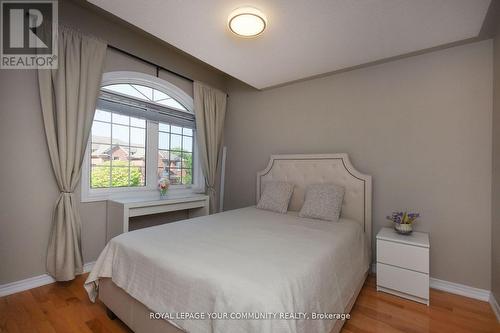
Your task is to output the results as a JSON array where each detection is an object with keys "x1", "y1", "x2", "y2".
[{"x1": 228, "y1": 7, "x2": 267, "y2": 37}]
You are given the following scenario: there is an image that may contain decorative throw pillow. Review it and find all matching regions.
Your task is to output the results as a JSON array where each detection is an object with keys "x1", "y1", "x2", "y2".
[
  {"x1": 257, "y1": 181, "x2": 294, "y2": 214},
  {"x1": 299, "y1": 183, "x2": 345, "y2": 222}
]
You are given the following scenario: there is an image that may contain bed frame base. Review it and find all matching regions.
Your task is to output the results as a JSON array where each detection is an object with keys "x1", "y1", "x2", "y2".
[
  {"x1": 106, "y1": 307, "x2": 117, "y2": 320},
  {"x1": 99, "y1": 270, "x2": 368, "y2": 333}
]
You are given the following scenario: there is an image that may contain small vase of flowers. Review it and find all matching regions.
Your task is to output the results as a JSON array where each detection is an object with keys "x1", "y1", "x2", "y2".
[
  {"x1": 387, "y1": 211, "x2": 420, "y2": 235},
  {"x1": 159, "y1": 177, "x2": 170, "y2": 199}
]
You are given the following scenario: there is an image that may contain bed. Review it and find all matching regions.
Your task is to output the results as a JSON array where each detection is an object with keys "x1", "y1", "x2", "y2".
[{"x1": 85, "y1": 153, "x2": 372, "y2": 333}]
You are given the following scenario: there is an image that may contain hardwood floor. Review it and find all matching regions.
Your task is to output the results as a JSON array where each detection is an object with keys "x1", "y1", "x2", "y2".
[
  {"x1": 1, "y1": 274, "x2": 499, "y2": 333},
  {"x1": 344, "y1": 277, "x2": 499, "y2": 333}
]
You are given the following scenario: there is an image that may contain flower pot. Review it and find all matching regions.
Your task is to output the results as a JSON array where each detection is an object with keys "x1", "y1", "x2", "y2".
[
  {"x1": 394, "y1": 223, "x2": 412, "y2": 235},
  {"x1": 159, "y1": 176, "x2": 170, "y2": 199}
]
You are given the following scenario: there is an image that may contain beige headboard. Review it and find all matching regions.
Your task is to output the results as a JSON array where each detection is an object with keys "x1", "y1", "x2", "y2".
[{"x1": 257, "y1": 154, "x2": 372, "y2": 247}]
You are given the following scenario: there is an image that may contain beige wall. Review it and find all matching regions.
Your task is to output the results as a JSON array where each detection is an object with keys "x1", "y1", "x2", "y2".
[
  {"x1": 0, "y1": 0, "x2": 230, "y2": 284},
  {"x1": 492, "y1": 23, "x2": 500, "y2": 301},
  {"x1": 224, "y1": 40, "x2": 493, "y2": 289}
]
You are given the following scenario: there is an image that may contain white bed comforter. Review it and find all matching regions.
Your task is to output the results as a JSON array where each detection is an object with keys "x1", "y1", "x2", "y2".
[{"x1": 85, "y1": 206, "x2": 369, "y2": 333}]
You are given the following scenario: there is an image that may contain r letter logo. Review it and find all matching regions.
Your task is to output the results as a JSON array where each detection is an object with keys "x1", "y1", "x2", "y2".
[{"x1": 1, "y1": 0, "x2": 57, "y2": 68}]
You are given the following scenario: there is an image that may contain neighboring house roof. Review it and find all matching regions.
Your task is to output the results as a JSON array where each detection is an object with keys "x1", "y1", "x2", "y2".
[
  {"x1": 158, "y1": 150, "x2": 169, "y2": 160},
  {"x1": 158, "y1": 150, "x2": 181, "y2": 162},
  {"x1": 91, "y1": 145, "x2": 112, "y2": 157},
  {"x1": 91, "y1": 145, "x2": 130, "y2": 158},
  {"x1": 129, "y1": 147, "x2": 144, "y2": 160},
  {"x1": 92, "y1": 136, "x2": 127, "y2": 145}
]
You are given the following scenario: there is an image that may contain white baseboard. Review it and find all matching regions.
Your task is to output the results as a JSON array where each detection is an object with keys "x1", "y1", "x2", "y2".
[
  {"x1": 429, "y1": 277, "x2": 490, "y2": 302},
  {"x1": 0, "y1": 261, "x2": 95, "y2": 297},
  {"x1": 490, "y1": 293, "x2": 500, "y2": 322}
]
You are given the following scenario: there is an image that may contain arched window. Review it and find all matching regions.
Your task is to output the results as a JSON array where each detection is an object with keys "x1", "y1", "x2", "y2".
[
  {"x1": 102, "y1": 84, "x2": 188, "y2": 111},
  {"x1": 82, "y1": 72, "x2": 202, "y2": 201}
]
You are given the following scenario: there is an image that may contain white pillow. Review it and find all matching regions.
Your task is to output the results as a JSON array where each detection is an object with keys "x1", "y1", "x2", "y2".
[
  {"x1": 257, "y1": 181, "x2": 294, "y2": 214},
  {"x1": 299, "y1": 183, "x2": 345, "y2": 222}
]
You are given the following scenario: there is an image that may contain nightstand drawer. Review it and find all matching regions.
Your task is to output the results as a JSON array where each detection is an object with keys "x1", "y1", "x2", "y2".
[
  {"x1": 377, "y1": 263, "x2": 429, "y2": 300},
  {"x1": 377, "y1": 239, "x2": 429, "y2": 273}
]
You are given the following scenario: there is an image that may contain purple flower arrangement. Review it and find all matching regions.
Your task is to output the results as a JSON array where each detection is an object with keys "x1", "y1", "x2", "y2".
[
  {"x1": 387, "y1": 211, "x2": 420, "y2": 234},
  {"x1": 387, "y1": 211, "x2": 420, "y2": 224}
]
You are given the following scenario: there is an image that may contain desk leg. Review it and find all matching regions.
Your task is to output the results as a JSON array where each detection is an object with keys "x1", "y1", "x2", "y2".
[
  {"x1": 106, "y1": 201, "x2": 126, "y2": 242},
  {"x1": 188, "y1": 199, "x2": 209, "y2": 218}
]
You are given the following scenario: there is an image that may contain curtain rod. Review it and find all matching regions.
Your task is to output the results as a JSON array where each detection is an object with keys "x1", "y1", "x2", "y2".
[{"x1": 108, "y1": 45, "x2": 194, "y2": 83}]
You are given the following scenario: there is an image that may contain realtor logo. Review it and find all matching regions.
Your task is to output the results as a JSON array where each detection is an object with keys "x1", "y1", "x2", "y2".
[{"x1": 1, "y1": 0, "x2": 57, "y2": 68}]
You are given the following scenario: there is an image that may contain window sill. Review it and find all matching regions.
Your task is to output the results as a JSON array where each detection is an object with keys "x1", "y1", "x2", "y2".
[{"x1": 80, "y1": 186, "x2": 205, "y2": 203}]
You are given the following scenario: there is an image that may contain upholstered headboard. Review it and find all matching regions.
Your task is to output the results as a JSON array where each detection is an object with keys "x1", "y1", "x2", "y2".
[{"x1": 257, "y1": 154, "x2": 372, "y2": 247}]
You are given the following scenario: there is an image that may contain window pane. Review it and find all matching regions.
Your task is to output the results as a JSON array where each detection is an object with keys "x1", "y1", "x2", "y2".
[
  {"x1": 157, "y1": 167, "x2": 167, "y2": 179},
  {"x1": 112, "y1": 113, "x2": 129, "y2": 126},
  {"x1": 170, "y1": 134, "x2": 182, "y2": 150},
  {"x1": 158, "y1": 132, "x2": 170, "y2": 150},
  {"x1": 158, "y1": 150, "x2": 169, "y2": 170},
  {"x1": 182, "y1": 136, "x2": 193, "y2": 152},
  {"x1": 91, "y1": 144, "x2": 111, "y2": 166},
  {"x1": 92, "y1": 122, "x2": 111, "y2": 144},
  {"x1": 183, "y1": 128, "x2": 193, "y2": 136},
  {"x1": 182, "y1": 168, "x2": 192, "y2": 185},
  {"x1": 132, "y1": 84, "x2": 153, "y2": 101},
  {"x1": 130, "y1": 166, "x2": 145, "y2": 187},
  {"x1": 182, "y1": 152, "x2": 192, "y2": 171},
  {"x1": 153, "y1": 90, "x2": 169, "y2": 102},
  {"x1": 111, "y1": 146, "x2": 129, "y2": 163},
  {"x1": 103, "y1": 84, "x2": 149, "y2": 101},
  {"x1": 157, "y1": 98, "x2": 186, "y2": 111},
  {"x1": 112, "y1": 124, "x2": 129, "y2": 145},
  {"x1": 171, "y1": 126, "x2": 182, "y2": 134},
  {"x1": 111, "y1": 166, "x2": 130, "y2": 187},
  {"x1": 159, "y1": 123, "x2": 170, "y2": 132},
  {"x1": 169, "y1": 151, "x2": 182, "y2": 168},
  {"x1": 130, "y1": 147, "x2": 145, "y2": 161},
  {"x1": 130, "y1": 148, "x2": 145, "y2": 171},
  {"x1": 141, "y1": 167, "x2": 146, "y2": 186},
  {"x1": 169, "y1": 168, "x2": 181, "y2": 184},
  {"x1": 130, "y1": 127, "x2": 145, "y2": 147},
  {"x1": 91, "y1": 166, "x2": 110, "y2": 188},
  {"x1": 130, "y1": 117, "x2": 145, "y2": 128},
  {"x1": 94, "y1": 109, "x2": 111, "y2": 122}
]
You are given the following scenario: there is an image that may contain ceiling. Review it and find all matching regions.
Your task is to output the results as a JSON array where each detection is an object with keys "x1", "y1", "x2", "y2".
[{"x1": 87, "y1": 0, "x2": 491, "y2": 89}]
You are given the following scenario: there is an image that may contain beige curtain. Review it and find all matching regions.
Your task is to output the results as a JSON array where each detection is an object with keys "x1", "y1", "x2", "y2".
[
  {"x1": 38, "y1": 27, "x2": 107, "y2": 281},
  {"x1": 194, "y1": 82, "x2": 227, "y2": 214}
]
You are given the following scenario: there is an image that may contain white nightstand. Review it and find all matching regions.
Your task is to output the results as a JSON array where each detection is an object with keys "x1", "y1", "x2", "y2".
[{"x1": 376, "y1": 227, "x2": 430, "y2": 305}]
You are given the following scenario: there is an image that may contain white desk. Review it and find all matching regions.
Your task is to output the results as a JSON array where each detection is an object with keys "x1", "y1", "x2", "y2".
[{"x1": 106, "y1": 194, "x2": 209, "y2": 242}]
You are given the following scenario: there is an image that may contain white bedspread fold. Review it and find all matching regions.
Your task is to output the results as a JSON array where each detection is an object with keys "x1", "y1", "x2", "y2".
[{"x1": 85, "y1": 207, "x2": 369, "y2": 333}]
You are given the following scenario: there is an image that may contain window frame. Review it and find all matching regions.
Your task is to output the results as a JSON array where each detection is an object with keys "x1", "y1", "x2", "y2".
[{"x1": 81, "y1": 71, "x2": 204, "y2": 202}]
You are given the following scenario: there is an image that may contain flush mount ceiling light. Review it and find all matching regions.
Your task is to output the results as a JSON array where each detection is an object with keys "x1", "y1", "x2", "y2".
[{"x1": 228, "y1": 7, "x2": 267, "y2": 37}]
